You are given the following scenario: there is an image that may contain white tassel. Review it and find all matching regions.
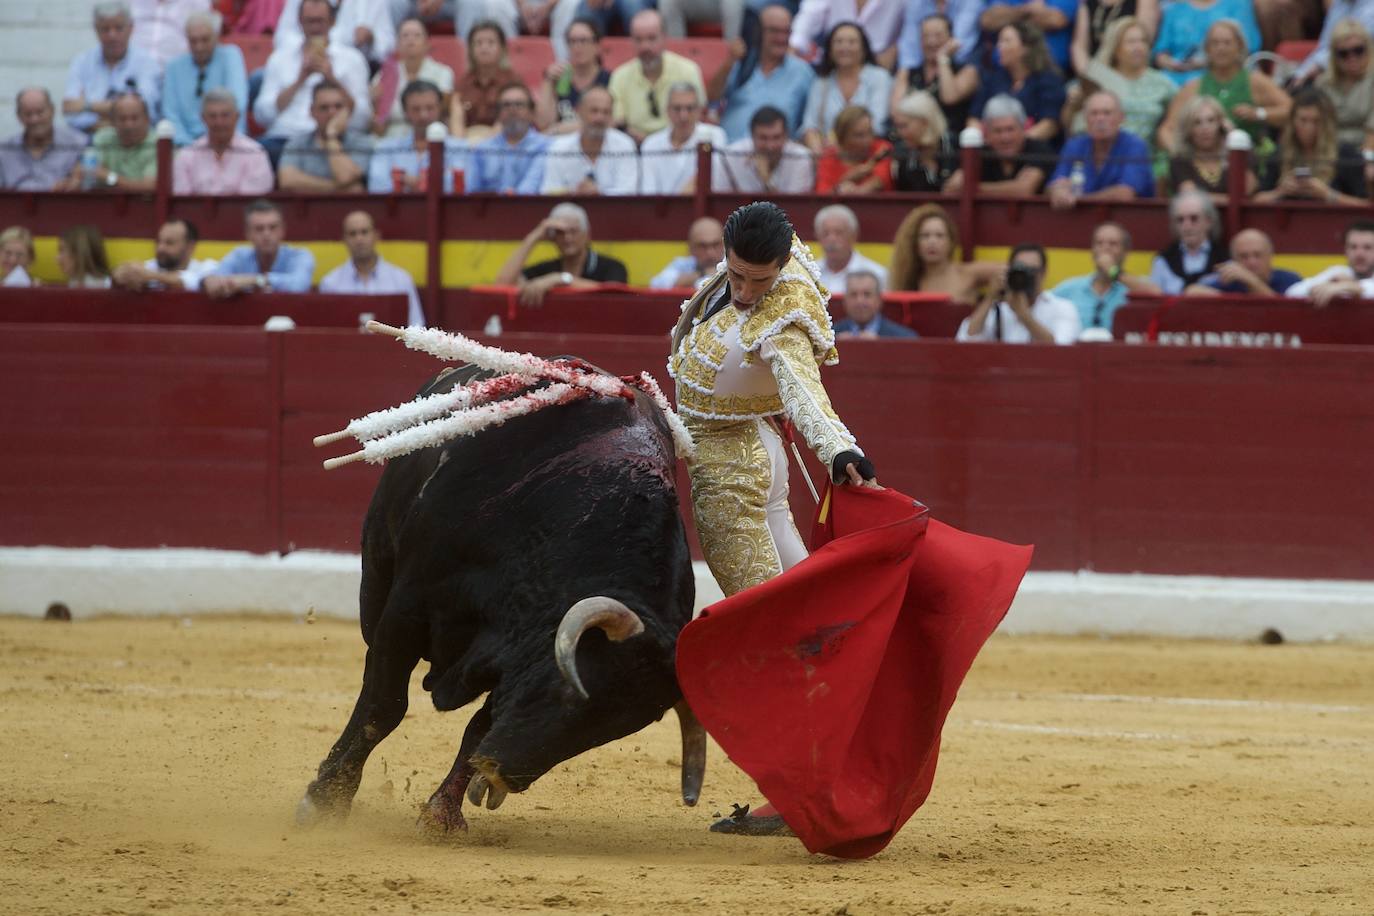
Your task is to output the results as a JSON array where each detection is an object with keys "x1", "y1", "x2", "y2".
[
  {"x1": 322, "y1": 374, "x2": 534, "y2": 446},
  {"x1": 636, "y1": 372, "x2": 696, "y2": 461}
]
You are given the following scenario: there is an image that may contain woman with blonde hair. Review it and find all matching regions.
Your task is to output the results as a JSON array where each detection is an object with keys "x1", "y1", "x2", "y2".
[
  {"x1": 814, "y1": 105, "x2": 895, "y2": 194},
  {"x1": 1315, "y1": 18, "x2": 1374, "y2": 149},
  {"x1": 890, "y1": 91, "x2": 956, "y2": 191},
  {"x1": 1168, "y1": 94, "x2": 1258, "y2": 197},
  {"x1": 57, "y1": 225, "x2": 111, "y2": 289},
  {"x1": 1253, "y1": 88, "x2": 1368, "y2": 204},
  {"x1": 1065, "y1": 17, "x2": 1175, "y2": 144},
  {"x1": 1, "y1": 226, "x2": 36, "y2": 287},
  {"x1": 888, "y1": 204, "x2": 1004, "y2": 303}
]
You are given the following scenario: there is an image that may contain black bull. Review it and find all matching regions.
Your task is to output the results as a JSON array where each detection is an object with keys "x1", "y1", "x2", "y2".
[{"x1": 297, "y1": 365, "x2": 706, "y2": 832}]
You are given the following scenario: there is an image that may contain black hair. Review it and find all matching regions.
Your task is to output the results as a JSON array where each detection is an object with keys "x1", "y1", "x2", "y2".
[
  {"x1": 166, "y1": 217, "x2": 199, "y2": 244},
  {"x1": 244, "y1": 198, "x2": 282, "y2": 223},
  {"x1": 749, "y1": 104, "x2": 787, "y2": 134},
  {"x1": 1343, "y1": 219, "x2": 1374, "y2": 243},
  {"x1": 1009, "y1": 242, "x2": 1047, "y2": 271},
  {"x1": 566, "y1": 15, "x2": 602, "y2": 41},
  {"x1": 816, "y1": 21, "x2": 875, "y2": 77},
  {"x1": 920, "y1": 12, "x2": 953, "y2": 34},
  {"x1": 723, "y1": 201, "x2": 794, "y2": 267},
  {"x1": 400, "y1": 79, "x2": 443, "y2": 109},
  {"x1": 310, "y1": 78, "x2": 347, "y2": 103},
  {"x1": 300, "y1": 0, "x2": 339, "y2": 20}
]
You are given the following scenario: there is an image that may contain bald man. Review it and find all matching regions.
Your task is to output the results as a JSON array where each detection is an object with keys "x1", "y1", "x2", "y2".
[
  {"x1": 649, "y1": 217, "x2": 724, "y2": 289},
  {"x1": 1188, "y1": 229, "x2": 1302, "y2": 297},
  {"x1": 318, "y1": 210, "x2": 425, "y2": 326}
]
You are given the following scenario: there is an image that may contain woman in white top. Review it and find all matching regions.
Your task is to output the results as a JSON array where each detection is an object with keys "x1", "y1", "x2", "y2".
[
  {"x1": 369, "y1": 19, "x2": 456, "y2": 138},
  {"x1": 801, "y1": 22, "x2": 894, "y2": 154},
  {"x1": 0, "y1": 226, "x2": 36, "y2": 287},
  {"x1": 57, "y1": 225, "x2": 112, "y2": 290}
]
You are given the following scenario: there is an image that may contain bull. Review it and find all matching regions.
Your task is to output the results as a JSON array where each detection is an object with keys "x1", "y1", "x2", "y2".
[{"x1": 297, "y1": 364, "x2": 705, "y2": 832}]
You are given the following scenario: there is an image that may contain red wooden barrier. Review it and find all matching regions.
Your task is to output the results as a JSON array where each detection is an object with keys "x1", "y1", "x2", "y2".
[
  {"x1": 0, "y1": 288, "x2": 409, "y2": 328},
  {"x1": 1112, "y1": 296, "x2": 1374, "y2": 346}
]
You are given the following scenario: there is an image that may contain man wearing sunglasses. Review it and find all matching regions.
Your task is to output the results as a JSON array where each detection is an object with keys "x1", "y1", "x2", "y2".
[
  {"x1": 607, "y1": 9, "x2": 706, "y2": 143},
  {"x1": 163, "y1": 11, "x2": 249, "y2": 146},
  {"x1": 1149, "y1": 189, "x2": 1230, "y2": 295}
]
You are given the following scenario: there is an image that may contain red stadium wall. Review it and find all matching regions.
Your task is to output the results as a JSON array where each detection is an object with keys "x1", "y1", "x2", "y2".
[{"x1": 3, "y1": 326, "x2": 1370, "y2": 580}]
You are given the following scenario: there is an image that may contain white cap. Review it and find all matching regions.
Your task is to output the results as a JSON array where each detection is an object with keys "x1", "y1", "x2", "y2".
[
  {"x1": 958, "y1": 125, "x2": 984, "y2": 149},
  {"x1": 425, "y1": 121, "x2": 447, "y2": 143},
  {"x1": 1225, "y1": 129, "x2": 1253, "y2": 152},
  {"x1": 155, "y1": 119, "x2": 175, "y2": 140},
  {"x1": 263, "y1": 315, "x2": 297, "y2": 333}
]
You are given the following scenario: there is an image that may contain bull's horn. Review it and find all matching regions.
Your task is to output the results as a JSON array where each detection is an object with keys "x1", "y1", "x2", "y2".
[
  {"x1": 554, "y1": 597, "x2": 645, "y2": 700},
  {"x1": 675, "y1": 701, "x2": 706, "y2": 807}
]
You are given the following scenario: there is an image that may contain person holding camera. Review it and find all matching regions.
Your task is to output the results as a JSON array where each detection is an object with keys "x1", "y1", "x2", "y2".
[
  {"x1": 494, "y1": 202, "x2": 628, "y2": 307},
  {"x1": 956, "y1": 243, "x2": 1081, "y2": 344}
]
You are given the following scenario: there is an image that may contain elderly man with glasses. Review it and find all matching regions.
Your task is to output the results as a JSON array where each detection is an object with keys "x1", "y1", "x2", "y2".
[
  {"x1": 639, "y1": 83, "x2": 726, "y2": 194},
  {"x1": 62, "y1": 1, "x2": 162, "y2": 135},
  {"x1": 163, "y1": 11, "x2": 248, "y2": 146},
  {"x1": 1149, "y1": 190, "x2": 1229, "y2": 295},
  {"x1": 493, "y1": 202, "x2": 628, "y2": 306},
  {"x1": 469, "y1": 83, "x2": 549, "y2": 194}
]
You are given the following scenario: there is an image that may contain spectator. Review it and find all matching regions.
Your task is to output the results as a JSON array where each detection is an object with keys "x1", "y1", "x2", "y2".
[
  {"x1": 791, "y1": 0, "x2": 905, "y2": 68},
  {"x1": 387, "y1": 0, "x2": 517, "y2": 41},
  {"x1": 944, "y1": 94, "x2": 1054, "y2": 195},
  {"x1": 1253, "y1": 89, "x2": 1369, "y2": 205},
  {"x1": 0, "y1": 89, "x2": 88, "y2": 192},
  {"x1": 80, "y1": 92, "x2": 158, "y2": 191},
  {"x1": 535, "y1": 18, "x2": 611, "y2": 136},
  {"x1": 451, "y1": 20, "x2": 521, "y2": 141},
  {"x1": 889, "y1": 203, "x2": 1005, "y2": 303},
  {"x1": 163, "y1": 12, "x2": 250, "y2": 147},
  {"x1": 1156, "y1": 21, "x2": 1290, "y2": 152},
  {"x1": 1047, "y1": 90, "x2": 1156, "y2": 209},
  {"x1": 1070, "y1": 0, "x2": 1161, "y2": 73},
  {"x1": 370, "y1": 19, "x2": 455, "y2": 139},
  {"x1": 659, "y1": 0, "x2": 745, "y2": 43},
  {"x1": 640, "y1": 84, "x2": 726, "y2": 194},
  {"x1": 204, "y1": 200, "x2": 316, "y2": 297},
  {"x1": 712, "y1": 105, "x2": 815, "y2": 193},
  {"x1": 1152, "y1": 0, "x2": 1262, "y2": 87},
  {"x1": 1314, "y1": 19, "x2": 1374, "y2": 149},
  {"x1": 57, "y1": 225, "x2": 113, "y2": 289},
  {"x1": 1167, "y1": 95, "x2": 1258, "y2": 198},
  {"x1": 541, "y1": 86, "x2": 639, "y2": 195},
  {"x1": 958, "y1": 243, "x2": 1081, "y2": 344},
  {"x1": 1296, "y1": 0, "x2": 1374, "y2": 82},
  {"x1": 607, "y1": 11, "x2": 706, "y2": 144},
  {"x1": 1149, "y1": 189, "x2": 1227, "y2": 294},
  {"x1": 800, "y1": 22, "x2": 893, "y2": 155},
  {"x1": 566, "y1": 0, "x2": 652, "y2": 46},
  {"x1": 897, "y1": 2, "x2": 983, "y2": 72},
  {"x1": 254, "y1": 0, "x2": 372, "y2": 156},
  {"x1": 279, "y1": 81, "x2": 373, "y2": 192},
  {"x1": 172, "y1": 90, "x2": 275, "y2": 195},
  {"x1": 813, "y1": 203, "x2": 888, "y2": 292},
  {"x1": 468, "y1": 83, "x2": 549, "y2": 194},
  {"x1": 980, "y1": 0, "x2": 1079, "y2": 71},
  {"x1": 493, "y1": 202, "x2": 628, "y2": 306},
  {"x1": 0, "y1": 227, "x2": 37, "y2": 288},
  {"x1": 111, "y1": 218, "x2": 217, "y2": 291},
  {"x1": 63, "y1": 2, "x2": 162, "y2": 135},
  {"x1": 834, "y1": 269, "x2": 916, "y2": 338},
  {"x1": 708, "y1": 5, "x2": 814, "y2": 143},
  {"x1": 368, "y1": 81, "x2": 468, "y2": 193},
  {"x1": 887, "y1": 91, "x2": 953, "y2": 192},
  {"x1": 1285, "y1": 219, "x2": 1374, "y2": 305},
  {"x1": 130, "y1": 0, "x2": 211, "y2": 69},
  {"x1": 1051, "y1": 222, "x2": 1161, "y2": 332},
  {"x1": 319, "y1": 211, "x2": 425, "y2": 326},
  {"x1": 275, "y1": 0, "x2": 397, "y2": 65},
  {"x1": 1186, "y1": 228, "x2": 1302, "y2": 296},
  {"x1": 1064, "y1": 17, "x2": 1176, "y2": 146},
  {"x1": 814, "y1": 105, "x2": 895, "y2": 194},
  {"x1": 970, "y1": 23, "x2": 1066, "y2": 144},
  {"x1": 890, "y1": 12, "x2": 979, "y2": 144},
  {"x1": 649, "y1": 216, "x2": 725, "y2": 289}
]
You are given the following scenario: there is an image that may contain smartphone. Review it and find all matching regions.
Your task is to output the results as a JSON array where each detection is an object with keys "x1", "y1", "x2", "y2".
[{"x1": 1293, "y1": 166, "x2": 1313, "y2": 179}]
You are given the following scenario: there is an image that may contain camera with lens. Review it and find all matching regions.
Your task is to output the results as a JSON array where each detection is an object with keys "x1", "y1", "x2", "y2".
[{"x1": 1006, "y1": 263, "x2": 1038, "y2": 294}]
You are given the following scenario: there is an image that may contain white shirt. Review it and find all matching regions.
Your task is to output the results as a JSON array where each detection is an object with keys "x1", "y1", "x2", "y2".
[
  {"x1": 956, "y1": 292, "x2": 1082, "y2": 344},
  {"x1": 639, "y1": 122, "x2": 727, "y2": 195},
  {"x1": 711, "y1": 137, "x2": 815, "y2": 193},
  {"x1": 273, "y1": 0, "x2": 396, "y2": 62},
  {"x1": 791, "y1": 0, "x2": 906, "y2": 57},
  {"x1": 2, "y1": 265, "x2": 34, "y2": 287},
  {"x1": 541, "y1": 129, "x2": 640, "y2": 196},
  {"x1": 318, "y1": 257, "x2": 425, "y2": 327},
  {"x1": 141, "y1": 256, "x2": 219, "y2": 291},
  {"x1": 1284, "y1": 264, "x2": 1374, "y2": 300},
  {"x1": 131, "y1": 0, "x2": 212, "y2": 69},
  {"x1": 254, "y1": 42, "x2": 372, "y2": 138},
  {"x1": 818, "y1": 249, "x2": 888, "y2": 294},
  {"x1": 649, "y1": 254, "x2": 713, "y2": 290}
]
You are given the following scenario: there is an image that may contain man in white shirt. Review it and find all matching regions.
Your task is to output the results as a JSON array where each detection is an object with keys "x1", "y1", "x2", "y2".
[
  {"x1": 639, "y1": 83, "x2": 726, "y2": 195},
  {"x1": 813, "y1": 203, "x2": 887, "y2": 293},
  {"x1": 711, "y1": 105, "x2": 814, "y2": 193},
  {"x1": 111, "y1": 218, "x2": 218, "y2": 291},
  {"x1": 254, "y1": 0, "x2": 372, "y2": 149},
  {"x1": 274, "y1": 0, "x2": 397, "y2": 65},
  {"x1": 957, "y1": 244, "x2": 1081, "y2": 344},
  {"x1": 319, "y1": 210, "x2": 425, "y2": 326},
  {"x1": 541, "y1": 86, "x2": 639, "y2": 196},
  {"x1": 1285, "y1": 219, "x2": 1374, "y2": 307},
  {"x1": 649, "y1": 216, "x2": 723, "y2": 289}
]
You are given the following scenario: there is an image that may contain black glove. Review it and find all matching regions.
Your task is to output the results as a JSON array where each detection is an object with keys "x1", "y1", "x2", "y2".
[{"x1": 830, "y1": 450, "x2": 876, "y2": 484}]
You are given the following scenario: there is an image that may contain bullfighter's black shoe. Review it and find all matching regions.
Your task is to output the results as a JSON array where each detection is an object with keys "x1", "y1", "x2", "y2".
[{"x1": 709, "y1": 803, "x2": 795, "y2": 837}]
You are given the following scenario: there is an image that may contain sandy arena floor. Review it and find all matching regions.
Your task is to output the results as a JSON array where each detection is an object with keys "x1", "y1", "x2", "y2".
[{"x1": 0, "y1": 615, "x2": 1370, "y2": 916}]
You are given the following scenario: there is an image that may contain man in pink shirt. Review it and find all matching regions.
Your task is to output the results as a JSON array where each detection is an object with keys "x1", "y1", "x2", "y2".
[{"x1": 172, "y1": 88, "x2": 274, "y2": 195}]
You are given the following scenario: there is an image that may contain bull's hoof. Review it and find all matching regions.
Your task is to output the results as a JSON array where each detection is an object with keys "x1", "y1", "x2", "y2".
[
  {"x1": 709, "y1": 804, "x2": 794, "y2": 837},
  {"x1": 295, "y1": 784, "x2": 352, "y2": 828},
  {"x1": 416, "y1": 798, "x2": 468, "y2": 836}
]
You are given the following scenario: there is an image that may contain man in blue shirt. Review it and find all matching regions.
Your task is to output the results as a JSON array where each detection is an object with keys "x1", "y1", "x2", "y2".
[
  {"x1": 163, "y1": 11, "x2": 249, "y2": 146},
  {"x1": 833, "y1": 271, "x2": 919, "y2": 339},
  {"x1": 980, "y1": 0, "x2": 1079, "y2": 70},
  {"x1": 468, "y1": 83, "x2": 548, "y2": 195},
  {"x1": 368, "y1": 81, "x2": 468, "y2": 193},
  {"x1": 203, "y1": 200, "x2": 317, "y2": 297},
  {"x1": 1047, "y1": 90, "x2": 1155, "y2": 209},
  {"x1": 62, "y1": 1, "x2": 162, "y2": 135},
  {"x1": 706, "y1": 4, "x2": 814, "y2": 142},
  {"x1": 1052, "y1": 222, "x2": 1161, "y2": 333},
  {"x1": 1189, "y1": 229, "x2": 1302, "y2": 297}
]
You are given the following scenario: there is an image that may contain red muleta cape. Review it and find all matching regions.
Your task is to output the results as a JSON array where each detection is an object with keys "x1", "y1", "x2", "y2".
[{"x1": 675, "y1": 485, "x2": 1033, "y2": 859}]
